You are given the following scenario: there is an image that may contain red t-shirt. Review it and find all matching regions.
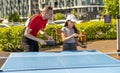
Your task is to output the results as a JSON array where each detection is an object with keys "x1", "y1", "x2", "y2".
[{"x1": 27, "y1": 14, "x2": 48, "y2": 36}]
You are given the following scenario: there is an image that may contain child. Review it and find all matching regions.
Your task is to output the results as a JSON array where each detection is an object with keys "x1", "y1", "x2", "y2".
[{"x1": 61, "y1": 14, "x2": 86, "y2": 51}]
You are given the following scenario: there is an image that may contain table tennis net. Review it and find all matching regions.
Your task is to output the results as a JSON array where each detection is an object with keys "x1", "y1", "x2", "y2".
[{"x1": 1, "y1": 50, "x2": 120, "y2": 72}]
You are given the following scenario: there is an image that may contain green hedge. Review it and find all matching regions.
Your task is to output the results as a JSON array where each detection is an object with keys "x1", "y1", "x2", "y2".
[
  {"x1": 0, "y1": 26, "x2": 24, "y2": 52},
  {"x1": 0, "y1": 20, "x2": 117, "y2": 52},
  {"x1": 75, "y1": 19, "x2": 116, "y2": 41},
  {"x1": 0, "y1": 25, "x2": 62, "y2": 52}
]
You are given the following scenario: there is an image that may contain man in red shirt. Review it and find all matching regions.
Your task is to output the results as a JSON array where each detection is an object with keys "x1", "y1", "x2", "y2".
[{"x1": 22, "y1": 6, "x2": 54, "y2": 52}]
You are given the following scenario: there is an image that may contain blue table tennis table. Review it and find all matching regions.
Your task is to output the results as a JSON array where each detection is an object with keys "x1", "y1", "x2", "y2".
[{"x1": 0, "y1": 50, "x2": 120, "y2": 73}]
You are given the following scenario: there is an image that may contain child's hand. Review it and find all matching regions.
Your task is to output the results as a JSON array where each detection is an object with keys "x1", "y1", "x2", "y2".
[
  {"x1": 72, "y1": 33, "x2": 79, "y2": 37},
  {"x1": 81, "y1": 45, "x2": 87, "y2": 48}
]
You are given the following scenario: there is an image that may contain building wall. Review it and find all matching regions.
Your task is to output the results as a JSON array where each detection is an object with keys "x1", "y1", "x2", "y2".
[
  {"x1": 0, "y1": 0, "x2": 104, "y2": 20},
  {"x1": 39, "y1": 0, "x2": 104, "y2": 20},
  {"x1": 31, "y1": 0, "x2": 40, "y2": 15},
  {"x1": 39, "y1": 0, "x2": 103, "y2": 9},
  {"x1": 0, "y1": 0, "x2": 29, "y2": 18},
  {"x1": 0, "y1": 0, "x2": 39, "y2": 19}
]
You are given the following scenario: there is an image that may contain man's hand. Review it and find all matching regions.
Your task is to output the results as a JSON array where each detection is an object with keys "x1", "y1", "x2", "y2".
[
  {"x1": 47, "y1": 36, "x2": 54, "y2": 40},
  {"x1": 38, "y1": 39, "x2": 47, "y2": 45},
  {"x1": 40, "y1": 30, "x2": 54, "y2": 41}
]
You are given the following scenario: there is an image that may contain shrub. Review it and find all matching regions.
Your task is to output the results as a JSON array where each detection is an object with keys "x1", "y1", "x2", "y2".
[
  {"x1": 0, "y1": 25, "x2": 62, "y2": 52},
  {"x1": 54, "y1": 13, "x2": 65, "y2": 20},
  {"x1": 0, "y1": 26, "x2": 24, "y2": 52},
  {"x1": 75, "y1": 19, "x2": 116, "y2": 41},
  {"x1": 0, "y1": 20, "x2": 116, "y2": 52},
  {"x1": 8, "y1": 12, "x2": 21, "y2": 22}
]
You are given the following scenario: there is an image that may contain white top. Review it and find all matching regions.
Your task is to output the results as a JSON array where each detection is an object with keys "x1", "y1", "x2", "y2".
[{"x1": 61, "y1": 27, "x2": 76, "y2": 43}]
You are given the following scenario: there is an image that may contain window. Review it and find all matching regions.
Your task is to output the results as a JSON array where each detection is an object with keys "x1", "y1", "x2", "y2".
[
  {"x1": 42, "y1": 4, "x2": 45, "y2": 8},
  {"x1": 35, "y1": 0, "x2": 38, "y2": 2},
  {"x1": 59, "y1": 0, "x2": 64, "y2": 7},
  {"x1": 75, "y1": 0, "x2": 77, "y2": 6},
  {"x1": 66, "y1": 0, "x2": 70, "y2": 7},
  {"x1": 46, "y1": 0, "x2": 51, "y2": 6},
  {"x1": 90, "y1": 0, "x2": 95, "y2": 4},
  {"x1": 54, "y1": 0, "x2": 58, "y2": 8},
  {"x1": 71, "y1": 0, "x2": 74, "y2": 6},
  {"x1": 96, "y1": 0, "x2": 100, "y2": 4},
  {"x1": 93, "y1": 7, "x2": 97, "y2": 12},
  {"x1": 36, "y1": 4, "x2": 39, "y2": 7},
  {"x1": 93, "y1": 0, "x2": 95, "y2": 4},
  {"x1": 41, "y1": 0, "x2": 45, "y2": 3},
  {"x1": 81, "y1": 0, "x2": 85, "y2": 5}
]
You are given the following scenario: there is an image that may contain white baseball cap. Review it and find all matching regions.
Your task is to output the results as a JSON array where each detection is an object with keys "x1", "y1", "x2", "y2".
[{"x1": 66, "y1": 14, "x2": 77, "y2": 22}]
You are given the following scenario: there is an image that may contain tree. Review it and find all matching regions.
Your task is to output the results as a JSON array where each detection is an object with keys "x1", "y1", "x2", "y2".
[
  {"x1": 8, "y1": 12, "x2": 21, "y2": 22},
  {"x1": 103, "y1": 0, "x2": 119, "y2": 18},
  {"x1": 71, "y1": 9, "x2": 78, "y2": 19},
  {"x1": 54, "y1": 13, "x2": 65, "y2": 20}
]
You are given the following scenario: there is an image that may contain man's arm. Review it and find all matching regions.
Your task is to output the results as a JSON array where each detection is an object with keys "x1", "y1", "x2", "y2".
[
  {"x1": 39, "y1": 28, "x2": 53, "y2": 40},
  {"x1": 24, "y1": 27, "x2": 46, "y2": 45}
]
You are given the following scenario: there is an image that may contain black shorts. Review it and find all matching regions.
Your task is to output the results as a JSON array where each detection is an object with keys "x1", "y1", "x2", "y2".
[
  {"x1": 63, "y1": 42, "x2": 77, "y2": 51},
  {"x1": 22, "y1": 28, "x2": 39, "y2": 52}
]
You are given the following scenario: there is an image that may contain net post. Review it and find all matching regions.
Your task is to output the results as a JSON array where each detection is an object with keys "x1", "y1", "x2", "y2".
[
  {"x1": 117, "y1": 15, "x2": 120, "y2": 56},
  {"x1": 0, "y1": 69, "x2": 3, "y2": 72}
]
